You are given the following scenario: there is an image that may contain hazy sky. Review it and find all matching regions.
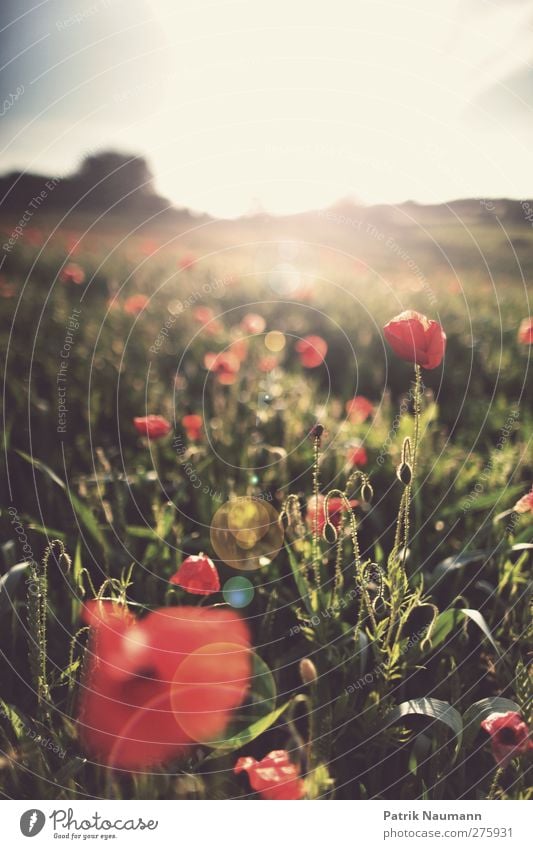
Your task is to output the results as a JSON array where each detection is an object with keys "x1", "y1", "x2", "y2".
[{"x1": 1, "y1": 0, "x2": 533, "y2": 216}]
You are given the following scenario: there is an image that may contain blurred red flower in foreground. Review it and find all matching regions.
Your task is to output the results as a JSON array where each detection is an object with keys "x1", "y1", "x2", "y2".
[
  {"x1": 518, "y1": 317, "x2": 533, "y2": 345},
  {"x1": 346, "y1": 443, "x2": 368, "y2": 467},
  {"x1": 513, "y1": 489, "x2": 533, "y2": 514},
  {"x1": 124, "y1": 294, "x2": 149, "y2": 316},
  {"x1": 234, "y1": 750, "x2": 304, "y2": 800},
  {"x1": 60, "y1": 262, "x2": 85, "y2": 285},
  {"x1": 345, "y1": 395, "x2": 374, "y2": 423},
  {"x1": 133, "y1": 415, "x2": 171, "y2": 439},
  {"x1": 182, "y1": 414, "x2": 203, "y2": 440},
  {"x1": 295, "y1": 335, "x2": 327, "y2": 368},
  {"x1": 481, "y1": 711, "x2": 532, "y2": 767},
  {"x1": 306, "y1": 494, "x2": 357, "y2": 535},
  {"x1": 204, "y1": 351, "x2": 240, "y2": 384},
  {"x1": 78, "y1": 601, "x2": 250, "y2": 768},
  {"x1": 384, "y1": 311, "x2": 446, "y2": 369},
  {"x1": 241, "y1": 313, "x2": 266, "y2": 334},
  {"x1": 170, "y1": 554, "x2": 220, "y2": 595}
]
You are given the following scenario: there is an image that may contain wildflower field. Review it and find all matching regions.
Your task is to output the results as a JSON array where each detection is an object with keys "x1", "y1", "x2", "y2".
[{"x1": 0, "y1": 203, "x2": 531, "y2": 801}]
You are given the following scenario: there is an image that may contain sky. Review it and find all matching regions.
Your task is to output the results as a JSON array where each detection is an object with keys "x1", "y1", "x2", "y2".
[{"x1": 1, "y1": 0, "x2": 533, "y2": 217}]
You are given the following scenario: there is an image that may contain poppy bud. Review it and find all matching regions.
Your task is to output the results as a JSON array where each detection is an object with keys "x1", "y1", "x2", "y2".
[
  {"x1": 58, "y1": 549, "x2": 72, "y2": 574},
  {"x1": 46, "y1": 541, "x2": 71, "y2": 574},
  {"x1": 361, "y1": 482, "x2": 373, "y2": 503},
  {"x1": 309, "y1": 423, "x2": 324, "y2": 441},
  {"x1": 323, "y1": 521, "x2": 338, "y2": 543},
  {"x1": 299, "y1": 658, "x2": 318, "y2": 685},
  {"x1": 397, "y1": 462, "x2": 412, "y2": 486}
]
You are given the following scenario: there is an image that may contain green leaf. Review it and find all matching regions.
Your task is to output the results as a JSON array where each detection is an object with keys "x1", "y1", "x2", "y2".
[
  {"x1": 354, "y1": 630, "x2": 369, "y2": 676},
  {"x1": 0, "y1": 561, "x2": 29, "y2": 615},
  {"x1": 204, "y1": 701, "x2": 291, "y2": 759},
  {"x1": 515, "y1": 660, "x2": 533, "y2": 725},
  {"x1": 72, "y1": 540, "x2": 84, "y2": 594},
  {"x1": 428, "y1": 550, "x2": 487, "y2": 586},
  {"x1": 411, "y1": 608, "x2": 502, "y2": 661},
  {"x1": 384, "y1": 697, "x2": 463, "y2": 754},
  {"x1": 461, "y1": 608, "x2": 502, "y2": 658},
  {"x1": 285, "y1": 543, "x2": 313, "y2": 615},
  {"x1": 407, "y1": 608, "x2": 460, "y2": 657},
  {"x1": 0, "y1": 698, "x2": 29, "y2": 739},
  {"x1": 462, "y1": 697, "x2": 521, "y2": 750},
  {"x1": 26, "y1": 522, "x2": 66, "y2": 540},
  {"x1": 444, "y1": 485, "x2": 523, "y2": 517},
  {"x1": 54, "y1": 756, "x2": 87, "y2": 787},
  {"x1": 59, "y1": 657, "x2": 82, "y2": 684},
  {"x1": 408, "y1": 732, "x2": 432, "y2": 776},
  {"x1": 16, "y1": 451, "x2": 108, "y2": 554},
  {"x1": 125, "y1": 525, "x2": 158, "y2": 540}
]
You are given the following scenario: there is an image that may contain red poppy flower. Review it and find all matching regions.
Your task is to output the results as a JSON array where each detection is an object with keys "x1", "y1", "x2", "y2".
[
  {"x1": 204, "y1": 351, "x2": 240, "y2": 385},
  {"x1": 178, "y1": 252, "x2": 197, "y2": 269},
  {"x1": 345, "y1": 395, "x2": 374, "y2": 423},
  {"x1": 306, "y1": 494, "x2": 357, "y2": 535},
  {"x1": 140, "y1": 238, "x2": 159, "y2": 256},
  {"x1": 170, "y1": 554, "x2": 220, "y2": 595},
  {"x1": 295, "y1": 335, "x2": 327, "y2": 368},
  {"x1": 193, "y1": 306, "x2": 213, "y2": 324},
  {"x1": 78, "y1": 601, "x2": 250, "y2": 768},
  {"x1": 193, "y1": 306, "x2": 222, "y2": 335},
  {"x1": 241, "y1": 313, "x2": 266, "y2": 334},
  {"x1": 182, "y1": 414, "x2": 203, "y2": 441},
  {"x1": 384, "y1": 311, "x2": 446, "y2": 369},
  {"x1": 513, "y1": 489, "x2": 533, "y2": 514},
  {"x1": 60, "y1": 262, "x2": 85, "y2": 285},
  {"x1": 133, "y1": 415, "x2": 172, "y2": 439},
  {"x1": 0, "y1": 279, "x2": 17, "y2": 298},
  {"x1": 230, "y1": 337, "x2": 249, "y2": 362},
  {"x1": 518, "y1": 318, "x2": 533, "y2": 345},
  {"x1": 481, "y1": 711, "x2": 532, "y2": 767},
  {"x1": 124, "y1": 294, "x2": 149, "y2": 316},
  {"x1": 234, "y1": 750, "x2": 304, "y2": 800},
  {"x1": 346, "y1": 443, "x2": 368, "y2": 467},
  {"x1": 258, "y1": 355, "x2": 278, "y2": 373},
  {"x1": 25, "y1": 227, "x2": 43, "y2": 247}
]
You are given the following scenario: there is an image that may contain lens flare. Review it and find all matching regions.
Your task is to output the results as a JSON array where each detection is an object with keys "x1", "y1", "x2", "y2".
[
  {"x1": 210, "y1": 496, "x2": 284, "y2": 571},
  {"x1": 264, "y1": 330, "x2": 286, "y2": 352},
  {"x1": 171, "y1": 645, "x2": 275, "y2": 747},
  {"x1": 223, "y1": 576, "x2": 255, "y2": 608}
]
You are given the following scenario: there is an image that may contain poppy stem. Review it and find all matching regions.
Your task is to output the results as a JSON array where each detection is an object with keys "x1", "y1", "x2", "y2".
[
  {"x1": 412, "y1": 364, "x2": 422, "y2": 473},
  {"x1": 28, "y1": 542, "x2": 58, "y2": 723},
  {"x1": 384, "y1": 368, "x2": 422, "y2": 650},
  {"x1": 311, "y1": 433, "x2": 321, "y2": 592},
  {"x1": 287, "y1": 694, "x2": 313, "y2": 773},
  {"x1": 487, "y1": 766, "x2": 504, "y2": 800}
]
